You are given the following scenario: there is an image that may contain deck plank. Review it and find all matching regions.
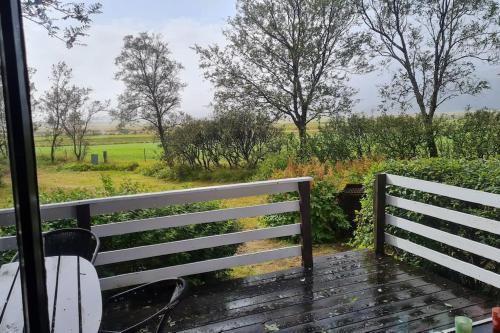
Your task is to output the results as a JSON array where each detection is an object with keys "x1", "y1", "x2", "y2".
[{"x1": 162, "y1": 250, "x2": 495, "y2": 333}]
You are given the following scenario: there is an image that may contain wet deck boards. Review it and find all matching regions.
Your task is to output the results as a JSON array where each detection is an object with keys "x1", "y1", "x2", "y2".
[{"x1": 164, "y1": 250, "x2": 495, "y2": 333}]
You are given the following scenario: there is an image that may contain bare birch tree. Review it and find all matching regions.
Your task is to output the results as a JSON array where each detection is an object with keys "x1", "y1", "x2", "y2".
[
  {"x1": 357, "y1": 0, "x2": 500, "y2": 156},
  {"x1": 112, "y1": 32, "x2": 186, "y2": 158}
]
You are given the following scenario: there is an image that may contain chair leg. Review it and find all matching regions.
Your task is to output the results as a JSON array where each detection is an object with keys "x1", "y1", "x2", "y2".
[{"x1": 155, "y1": 313, "x2": 171, "y2": 333}]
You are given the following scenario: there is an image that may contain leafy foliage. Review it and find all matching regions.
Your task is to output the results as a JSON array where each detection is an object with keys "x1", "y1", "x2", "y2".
[
  {"x1": 112, "y1": 32, "x2": 186, "y2": 157},
  {"x1": 166, "y1": 110, "x2": 283, "y2": 171},
  {"x1": 21, "y1": 0, "x2": 102, "y2": 48},
  {"x1": 59, "y1": 161, "x2": 139, "y2": 172},
  {"x1": 311, "y1": 110, "x2": 500, "y2": 161},
  {"x1": 263, "y1": 181, "x2": 349, "y2": 244},
  {"x1": 195, "y1": 0, "x2": 370, "y2": 156},
  {"x1": 443, "y1": 108, "x2": 500, "y2": 159},
  {"x1": 351, "y1": 158, "x2": 500, "y2": 291}
]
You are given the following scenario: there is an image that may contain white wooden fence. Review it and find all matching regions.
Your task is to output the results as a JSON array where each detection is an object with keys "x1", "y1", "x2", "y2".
[
  {"x1": 0, "y1": 177, "x2": 314, "y2": 290},
  {"x1": 373, "y1": 173, "x2": 500, "y2": 289}
]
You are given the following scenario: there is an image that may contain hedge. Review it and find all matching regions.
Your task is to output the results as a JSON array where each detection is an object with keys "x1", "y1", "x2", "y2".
[{"x1": 351, "y1": 158, "x2": 500, "y2": 292}]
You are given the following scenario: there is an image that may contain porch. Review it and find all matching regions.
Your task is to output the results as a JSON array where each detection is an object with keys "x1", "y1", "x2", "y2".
[
  {"x1": 164, "y1": 250, "x2": 495, "y2": 332},
  {"x1": 0, "y1": 174, "x2": 498, "y2": 332}
]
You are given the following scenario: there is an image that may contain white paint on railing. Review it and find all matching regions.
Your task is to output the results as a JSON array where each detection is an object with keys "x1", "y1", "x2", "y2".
[
  {"x1": 386, "y1": 214, "x2": 500, "y2": 262},
  {"x1": 94, "y1": 224, "x2": 301, "y2": 266},
  {"x1": 0, "y1": 177, "x2": 312, "y2": 226},
  {"x1": 92, "y1": 201, "x2": 300, "y2": 237},
  {"x1": 385, "y1": 195, "x2": 500, "y2": 235},
  {"x1": 386, "y1": 174, "x2": 500, "y2": 208},
  {"x1": 385, "y1": 233, "x2": 500, "y2": 288},
  {"x1": 99, "y1": 246, "x2": 302, "y2": 290},
  {"x1": 386, "y1": 195, "x2": 499, "y2": 235}
]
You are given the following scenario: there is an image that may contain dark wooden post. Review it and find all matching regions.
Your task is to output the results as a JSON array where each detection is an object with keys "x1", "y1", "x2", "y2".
[
  {"x1": 0, "y1": 0, "x2": 50, "y2": 331},
  {"x1": 298, "y1": 180, "x2": 313, "y2": 273},
  {"x1": 374, "y1": 173, "x2": 386, "y2": 256},
  {"x1": 76, "y1": 204, "x2": 91, "y2": 230}
]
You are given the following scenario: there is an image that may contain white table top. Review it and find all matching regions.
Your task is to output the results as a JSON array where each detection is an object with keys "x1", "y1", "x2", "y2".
[{"x1": 0, "y1": 256, "x2": 102, "y2": 332}]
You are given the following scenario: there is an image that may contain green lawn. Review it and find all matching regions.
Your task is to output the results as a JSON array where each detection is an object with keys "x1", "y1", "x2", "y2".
[
  {"x1": 36, "y1": 142, "x2": 162, "y2": 163},
  {"x1": 34, "y1": 133, "x2": 156, "y2": 147}
]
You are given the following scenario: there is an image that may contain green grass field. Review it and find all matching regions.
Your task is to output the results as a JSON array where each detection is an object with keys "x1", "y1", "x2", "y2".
[
  {"x1": 34, "y1": 133, "x2": 156, "y2": 147},
  {"x1": 36, "y1": 142, "x2": 162, "y2": 163}
]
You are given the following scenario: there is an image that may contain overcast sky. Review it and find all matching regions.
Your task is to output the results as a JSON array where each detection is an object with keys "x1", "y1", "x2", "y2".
[{"x1": 24, "y1": 0, "x2": 500, "y2": 120}]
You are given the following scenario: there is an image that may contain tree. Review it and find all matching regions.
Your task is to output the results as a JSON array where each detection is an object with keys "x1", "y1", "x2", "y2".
[
  {"x1": 216, "y1": 108, "x2": 282, "y2": 168},
  {"x1": 0, "y1": 108, "x2": 7, "y2": 159},
  {"x1": 113, "y1": 32, "x2": 186, "y2": 157},
  {"x1": 166, "y1": 116, "x2": 220, "y2": 170},
  {"x1": 21, "y1": 0, "x2": 102, "y2": 48},
  {"x1": 40, "y1": 62, "x2": 78, "y2": 163},
  {"x1": 0, "y1": 68, "x2": 37, "y2": 159},
  {"x1": 64, "y1": 96, "x2": 109, "y2": 161},
  {"x1": 357, "y1": 0, "x2": 500, "y2": 157},
  {"x1": 195, "y1": 0, "x2": 369, "y2": 157}
]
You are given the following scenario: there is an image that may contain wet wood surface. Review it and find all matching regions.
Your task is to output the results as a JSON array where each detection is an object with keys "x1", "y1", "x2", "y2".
[{"x1": 164, "y1": 250, "x2": 495, "y2": 333}]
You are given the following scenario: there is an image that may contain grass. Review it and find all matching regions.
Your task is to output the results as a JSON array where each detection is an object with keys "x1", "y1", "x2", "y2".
[
  {"x1": 34, "y1": 133, "x2": 156, "y2": 146},
  {"x1": 36, "y1": 142, "x2": 162, "y2": 163}
]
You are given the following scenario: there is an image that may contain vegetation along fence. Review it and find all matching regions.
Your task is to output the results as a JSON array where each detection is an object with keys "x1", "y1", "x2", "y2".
[
  {"x1": 0, "y1": 177, "x2": 313, "y2": 290},
  {"x1": 374, "y1": 173, "x2": 500, "y2": 288}
]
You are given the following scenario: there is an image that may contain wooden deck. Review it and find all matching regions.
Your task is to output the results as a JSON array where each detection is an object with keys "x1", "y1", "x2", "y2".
[{"x1": 163, "y1": 250, "x2": 495, "y2": 333}]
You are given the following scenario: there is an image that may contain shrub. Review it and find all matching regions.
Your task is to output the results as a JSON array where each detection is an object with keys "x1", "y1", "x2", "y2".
[
  {"x1": 142, "y1": 162, "x2": 255, "y2": 183},
  {"x1": 263, "y1": 180, "x2": 349, "y2": 243},
  {"x1": 351, "y1": 158, "x2": 500, "y2": 292},
  {"x1": 60, "y1": 161, "x2": 139, "y2": 172},
  {"x1": 0, "y1": 165, "x2": 4, "y2": 187},
  {"x1": 443, "y1": 109, "x2": 500, "y2": 159}
]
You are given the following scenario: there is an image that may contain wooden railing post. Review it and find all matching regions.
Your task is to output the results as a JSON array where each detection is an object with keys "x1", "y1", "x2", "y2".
[
  {"x1": 298, "y1": 180, "x2": 313, "y2": 273},
  {"x1": 374, "y1": 173, "x2": 386, "y2": 255},
  {"x1": 76, "y1": 204, "x2": 91, "y2": 230}
]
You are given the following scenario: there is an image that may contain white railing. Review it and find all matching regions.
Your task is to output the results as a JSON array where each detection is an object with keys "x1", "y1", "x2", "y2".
[
  {"x1": 0, "y1": 177, "x2": 314, "y2": 290},
  {"x1": 373, "y1": 173, "x2": 500, "y2": 289}
]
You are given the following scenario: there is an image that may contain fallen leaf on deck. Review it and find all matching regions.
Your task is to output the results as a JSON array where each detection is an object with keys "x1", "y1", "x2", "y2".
[{"x1": 264, "y1": 323, "x2": 280, "y2": 331}]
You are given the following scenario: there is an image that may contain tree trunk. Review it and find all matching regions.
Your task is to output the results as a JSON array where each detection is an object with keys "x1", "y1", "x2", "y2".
[
  {"x1": 422, "y1": 116, "x2": 438, "y2": 157},
  {"x1": 50, "y1": 135, "x2": 58, "y2": 163},
  {"x1": 156, "y1": 123, "x2": 169, "y2": 158},
  {"x1": 297, "y1": 122, "x2": 308, "y2": 160}
]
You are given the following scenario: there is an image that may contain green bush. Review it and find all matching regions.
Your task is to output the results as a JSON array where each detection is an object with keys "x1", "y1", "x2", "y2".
[
  {"x1": 263, "y1": 180, "x2": 349, "y2": 243},
  {"x1": 142, "y1": 162, "x2": 255, "y2": 183},
  {"x1": 0, "y1": 176, "x2": 241, "y2": 281},
  {"x1": 59, "y1": 161, "x2": 140, "y2": 172},
  {"x1": 351, "y1": 158, "x2": 500, "y2": 292},
  {"x1": 443, "y1": 108, "x2": 500, "y2": 159}
]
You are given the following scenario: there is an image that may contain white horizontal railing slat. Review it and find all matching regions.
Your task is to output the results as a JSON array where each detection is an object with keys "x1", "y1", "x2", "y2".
[
  {"x1": 386, "y1": 174, "x2": 500, "y2": 209},
  {"x1": 386, "y1": 195, "x2": 499, "y2": 235},
  {"x1": 0, "y1": 177, "x2": 312, "y2": 226},
  {"x1": 90, "y1": 178, "x2": 307, "y2": 215},
  {"x1": 92, "y1": 201, "x2": 300, "y2": 238},
  {"x1": 386, "y1": 214, "x2": 500, "y2": 262},
  {"x1": 99, "y1": 246, "x2": 302, "y2": 290},
  {"x1": 0, "y1": 236, "x2": 17, "y2": 251},
  {"x1": 385, "y1": 233, "x2": 500, "y2": 289},
  {"x1": 94, "y1": 224, "x2": 301, "y2": 266}
]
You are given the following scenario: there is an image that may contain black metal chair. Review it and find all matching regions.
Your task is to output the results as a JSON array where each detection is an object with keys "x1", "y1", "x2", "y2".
[
  {"x1": 43, "y1": 228, "x2": 100, "y2": 263},
  {"x1": 11, "y1": 228, "x2": 100, "y2": 264},
  {"x1": 99, "y1": 278, "x2": 188, "y2": 333}
]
